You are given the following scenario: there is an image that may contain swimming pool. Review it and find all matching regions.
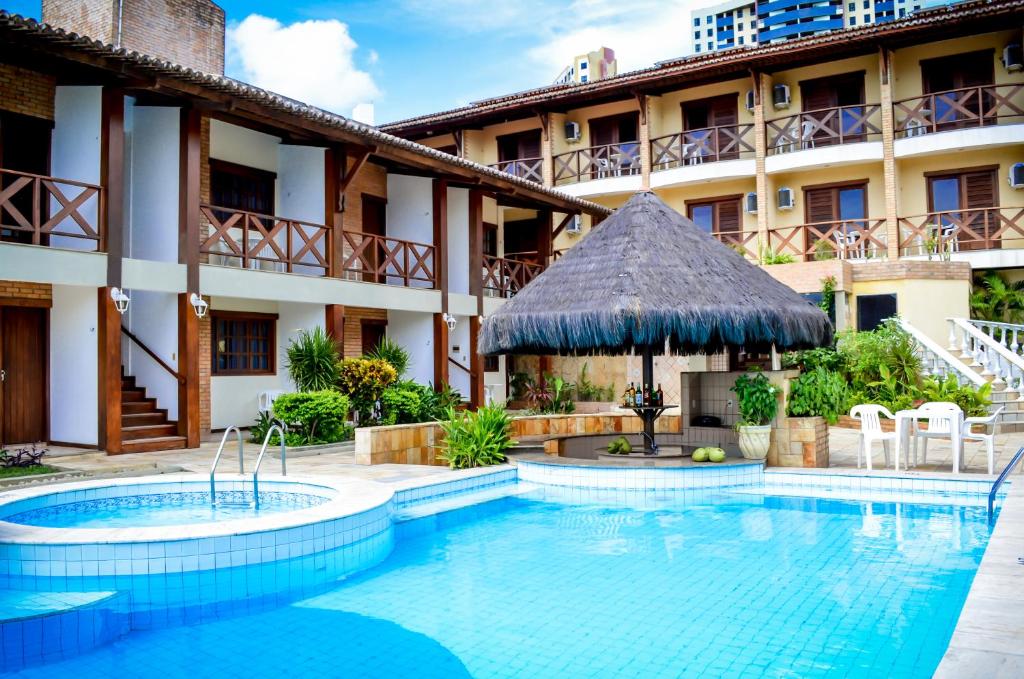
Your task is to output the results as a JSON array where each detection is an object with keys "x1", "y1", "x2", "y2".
[{"x1": 1, "y1": 467, "x2": 997, "y2": 678}]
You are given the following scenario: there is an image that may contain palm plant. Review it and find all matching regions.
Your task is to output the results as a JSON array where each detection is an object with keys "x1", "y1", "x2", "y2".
[
  {"x1": 286, "y1": 327, "x2": 341, "y2": 392},
  {"x1": 970, "y1": 271, "x2": 1024, "y2": 323},
  {"x1": 366, "y1": 337, "x2": 410, "y2": 378}
]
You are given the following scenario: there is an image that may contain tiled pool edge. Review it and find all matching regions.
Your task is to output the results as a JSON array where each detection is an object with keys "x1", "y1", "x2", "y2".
[{"x1": 936, "y1": 479, "x2": 1024, "y2": 677}]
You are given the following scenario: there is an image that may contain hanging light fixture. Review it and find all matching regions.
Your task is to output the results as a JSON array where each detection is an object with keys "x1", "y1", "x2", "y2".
[
  {"x1": 189, "y1": 293, "x2": 209, "y2": 319},
  {"x1": 109, "y1": 287, "x2": 130, "y2": 314},
  {"x1": 442, "y1": 312, "x2": 457, "y2": 331}
]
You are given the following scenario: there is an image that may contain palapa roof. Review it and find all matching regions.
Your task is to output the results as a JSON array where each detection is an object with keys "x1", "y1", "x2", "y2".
[{"x1": 480, "y1": 192, "x2": 833, "y2": 356}]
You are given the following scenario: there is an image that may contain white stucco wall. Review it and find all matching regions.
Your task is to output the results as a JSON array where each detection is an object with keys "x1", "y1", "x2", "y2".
[
  {"x1": 125, "y1": 290, "x2": 179, "y2": 419},
  {"x1": 278, "y1": 145, "x2": 326, "y2": 276},
  {"x1": 385, "y1": 175, "x2": 434, "y2": 289},
  {"x1": 127, "y1": 106, "x2": 180, "y2": 262},
  {"x1": 49, "y1": 285, "x2": 98, "y2": 445},
  {"x1": 448, "y1": 313, "x2": 471, "y2": 396},
  {"x1": 387, "y1": 310, "x2": 435, "y2": 385},
  {"x1": 209, "y1": 120, "x2": 280, "y2": 174},
  {"x1": 447, "y1": 187, "x2": 470, "y2": 295},
  {"x1": 50, "y1": 86, "x2": 103, "y2": 250}
]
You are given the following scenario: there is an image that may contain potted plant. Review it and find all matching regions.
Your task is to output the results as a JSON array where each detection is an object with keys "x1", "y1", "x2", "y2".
[{"x1": 731, "y1": 371, "x2": 779, "y2": 460}]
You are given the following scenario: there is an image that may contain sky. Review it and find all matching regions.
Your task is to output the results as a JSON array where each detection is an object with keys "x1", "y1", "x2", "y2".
[{"x1": 2, "y1": 0, "x2": 732, "y2": 123}]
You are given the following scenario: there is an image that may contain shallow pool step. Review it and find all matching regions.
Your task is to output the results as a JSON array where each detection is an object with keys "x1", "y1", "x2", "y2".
[
  {"x1": 0, "y1": 590, "x2": 131, "y2": 672},
  {"x1": 394, "y1": 483, "x2": 537, "y2": 539}
]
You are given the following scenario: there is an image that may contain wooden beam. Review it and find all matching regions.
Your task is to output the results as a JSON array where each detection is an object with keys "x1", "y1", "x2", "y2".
[
  {"x1": 535, "y1": 110, "x2": 550, "y2": 142},
  {"x1": 552, "y1": 212, "x2": 575, "y2": 240},
  {"x1": 469, "y1": 315, "x2": 485, "y2": 409},
  {"x1": 469, "y1": 188, "x2": 484, "y2": 315},
  {"x1": 97, "y1": 287, "x2": 122, "y2": 454},
  {"x1": 100, "y1": 87, "x2": 125, "y2": 288},
  {"x1": 177, "y1": 293, "x2": 200, "y2": 447},
  {"x1": 432, "y1": 179, "x2": 449, "y2": 312},
  {"x1": 325, "y1": 305, "x2": 346, "y2": 358},
  {"x1": 339, "y1": 144, "x2": 375, "y2": 194},
  {"x1": 325, "y1": 144, "x2": 345, "y2": 276},
  {"x1": 537, "y1": 209, "x2": 553, "y2": 266},
  {"x1": 453, "y1": 129, "x2": 464, "y2": 158},
  {"x1": 433, "y1": 313, "x2": 450, "y2": 390},
  {"x1": 634, "y1": 92, "x2": 647, "y2": 125}
]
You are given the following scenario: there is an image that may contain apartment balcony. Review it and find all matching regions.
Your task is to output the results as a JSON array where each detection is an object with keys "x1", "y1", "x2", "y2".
[
  {"x1": 714, "y1": 229, "x2": 760, "y2": 260},
  {"x1": 0, "y1": 168, "x2": 104, "y2": 251},
  {"x1": 898, "y1": 207, "x2": 1024, "y2": 267},
  {"x1": 649, "y1": 124, "x2": 756, "y2": 189},
  {"x1": 893, "y1": 84, "x2": 1024, "y2": 158},
  {"x1": 765, "y1": 104, "x2": 883, "y2": 173},
  {"x1": 769, "y1": 219, "x2": 889, "y2": 262},
  {"x1": 482, "y1": 254, "x2": 543, "y2": 298},
  {"x1": 553, "y1": 142, "x2": 642, "y2": 197},
  {"x1": 488, "y1": 158, "x2": 544, "y2": 184}
]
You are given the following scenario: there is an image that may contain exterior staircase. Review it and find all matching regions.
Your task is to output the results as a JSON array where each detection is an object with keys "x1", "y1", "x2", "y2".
[
  {"x1": 119, "y1": 371, "x2": 186, "y2": 453},
  {"x1": 939, "y1": 318, "x2": 1024, "y2": 430}
]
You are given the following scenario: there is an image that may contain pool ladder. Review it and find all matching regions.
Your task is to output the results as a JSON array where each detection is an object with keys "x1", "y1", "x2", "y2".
[
  {"x1": 209, "y1": 422, "x2": 288, "y2": 510},
  {"x1": 988, "y1": 444, "x2": 1024, "y2": 525}
]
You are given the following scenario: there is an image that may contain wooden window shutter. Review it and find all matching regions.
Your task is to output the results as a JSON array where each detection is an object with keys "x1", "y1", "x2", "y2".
[
  {"x1": 964, "y1": 169, "x2": 997, "y2": 209},
  {"x1": 805, "y1": 188, "x2": 836, "y2": 223},
  {"x1": 716, "y1": 199, "x2": 741, "y2": 234}
]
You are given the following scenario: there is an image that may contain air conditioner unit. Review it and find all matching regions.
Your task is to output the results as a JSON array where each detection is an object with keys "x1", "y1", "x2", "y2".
[
  {"x1": 777, "y1": 187, "x2": 795, "y2": 211},
  {"x1": 772, "y1": 84, "x2": 791, "y2": 110},
  {"x1": 744, "y1": 192, "x2": 758, "y2": 215},
  {"x1": 1004, "y1": 44, "x2": 1023, "y2": 72},
  {"x1": 745, "y1": 90, "x2": 755, "y2": 112},
  {"x1": 1010, "y1": 163, "x2": 1024, "y2": 188},
  {"x1": 567, "y1": 214, "x2": 583, "y2": 235},
  {"x1": 565, "y1": 121, "x2": 581, "y2": 142}
]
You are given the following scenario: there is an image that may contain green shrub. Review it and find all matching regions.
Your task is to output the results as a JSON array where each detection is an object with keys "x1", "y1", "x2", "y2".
[
  {"x1": 435, "y1": 404, "x2": 516, "y2": 469},
  {"x1": 421, "y1": 382, "x2": 464, "y2": 420},
  {"x1": 919, "y1": 373, "x2": 992, "y2": 418},
  {"x1": 970, "y1": 271, "x2": 1024, "y2": 323},
  {"x1": 365, "y1": 337, "x2": 411, "y2": 378},
  {"x1": 786, "y1": 367, "x2": 849, "y2": 425},
  {"x1": 338, "y1": 358, "x2": 398, "y2": 420},
  {"x1": 782, "y1": 346, "x2": 845, "y2": 373},
  {"x1": 575, "y1": 362, "x2": 616, "y2": 401},
  {"x1": 285, "y1": 327, "x2": 341, "y2": 392},
  {"x1": 836, "y1": 319, "x2": 920, "y2": 391},
  {"x1": 380, "y1": 380, "x2": 428, "y2": 425},
  {"x1": 731, "y1": 371, "x2": 779, "y2": 426},
  {"x1": 272, "y1": 391, "x2": 352, "y2": 445}
]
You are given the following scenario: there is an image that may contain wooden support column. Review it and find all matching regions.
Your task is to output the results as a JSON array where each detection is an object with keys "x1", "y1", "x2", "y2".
[
  {"x1": 468, "y1": 188, "x2": 485, "y2": 408},
  {"x1": 751, "y1": 71, "x2": 770, "y2": 248},
  {"x1": 879, "y1": 47, "x2": 901, "y2": 261},
  {"x1": 101, "y1": 87, "x2": 125, "y2": 288},
  {"x1": 325, "y1": 144, "x2": 345, "y2": 277},
  {"x1": 537, "y1": 209, "x2": 553, "y2": 267},
  {"x1": 538, "y1": 111, "x2": 555, "y2": 187},
  {"x1": 325, "y1": 304, "x2": 346, "y2": 357},
  {"x1": 97, "y1": 288, "x2": 122, "y2": 454},
  {"x1": 177, "y1": 108, "x2": 201, "y2": 448},
  {"x1": 469, "y1": 315, "x2": 485, "y2": 409},
  {"x1": 433, "y1": 179, "x2": 450, "y2": 391}
]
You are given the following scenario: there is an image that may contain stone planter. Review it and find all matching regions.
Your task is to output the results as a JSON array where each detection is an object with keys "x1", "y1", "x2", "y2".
[
  {"x1": 773, "y1": 416, "x2": 830, "y2": 468},
  {"x1": 737, "y1": 424, "x2": 772, "y2": 460}
]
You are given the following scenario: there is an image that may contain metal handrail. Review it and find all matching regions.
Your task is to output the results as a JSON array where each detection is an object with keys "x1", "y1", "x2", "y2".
[
  {"x1": 209, "y1": 426, "x2": 244, "y2": 506},
  {"x1": 988, "y1": 445, "x2": 1024, "y2": 525},
  {"x1": 252, "y1": 421, "x2": 288, "y2": 510}
]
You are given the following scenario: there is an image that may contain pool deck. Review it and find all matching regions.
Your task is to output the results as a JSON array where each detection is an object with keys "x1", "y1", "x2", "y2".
[{"x1": 7, "y1": 426, "x2": 1024, "y2": 675}]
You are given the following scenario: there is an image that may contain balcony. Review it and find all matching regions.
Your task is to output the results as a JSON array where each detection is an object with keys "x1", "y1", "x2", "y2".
[
  {"x1": 553, "y1": 142, "x2": 642, "y2": 195},
  {"x1": 898, "y1": 207, "x2": 1024, "y2": 258},
  {"x1": 765, "y1": 105, "x2": 883, "y2": 173},
  {"x1": 482, "y1": 254, "x2": 543, "y2": 298},
  {"x1": 200, "y1": 204, "x2": 331, "y2": 276},
  {"x1": 714, "y1": 229, "x2": 760, "y2": 260},
  {"x1": 488, "y1": 158, "x2": 543, "y2": 184},
  {"x1": 893, "y1": 84, "x2": 1024, "y2": 157},
  {"x1": 769, "y1": 219, "x2": 888, "y2": 261},
  {"x1": 651, "y1": 124, "x2": 755, "y2": 169},
  {"x1": 339, "y1": 229, "x2": 436, "y2": 288},
  {"x1": 0, "y1": 168, "x2": 103, "y2": 251}
]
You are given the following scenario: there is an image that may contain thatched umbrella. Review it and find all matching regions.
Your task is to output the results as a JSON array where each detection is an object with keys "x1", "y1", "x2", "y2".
[{"x1": 480, "y1": 191, "x2": 832, "y2": 450}]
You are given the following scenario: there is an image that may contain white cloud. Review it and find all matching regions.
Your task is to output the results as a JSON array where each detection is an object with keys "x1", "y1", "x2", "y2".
[{"x1": 226, "y1": 15, "x2": 380, "y2": 117}]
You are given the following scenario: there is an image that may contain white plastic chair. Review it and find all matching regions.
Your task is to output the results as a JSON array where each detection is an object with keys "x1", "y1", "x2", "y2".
[
  {"x1": 850, "y1": 404, "x2": 897, "y2": 470},
  {"x1": 258, "y1": 389, "x2": 285, "y2": 413},
  {"x1": 912, "y1": 402, "x2": 963, "y2": 468},
  {"x1": 963, "y1": 406, "x2": 1004, "y2": 475},
  {"x1": 832, "y1": 231, "x2": 863, "y2": 260},
  {"x1": 800, "y1": 120, "x2": 816, "y2": 149}
]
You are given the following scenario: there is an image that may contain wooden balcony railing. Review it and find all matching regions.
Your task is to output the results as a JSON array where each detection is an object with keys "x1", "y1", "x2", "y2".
[
  {"x1": 898, "y1": 207, "x2": 1024, "y2": 256},
  {"x1": 767, "y1": 104, "x2": 882, "y2": 154},
  {"x1": 200, "y1": 204, "x2": 331, "y2": 276},
  {"x1": 651, "y1": 124, "x2": 755, "y2": 170},
  {"x1": 483, "y1": 254, "x2": 543, "y2": 298},
  {"x1": 714, "y1": 229, "x2": 760, "y2": 260},
  {"x1": 769, "y1": 219, "x2": 888, "y2": 260},
  {"x1": 0, "y1": 168, "x2": 103, "y2": 250},
  {"x1": 489, "y1": 158, "x2": 544, "y2": 184},
  {"x1": 340, "y1": 230, "x2": 436, "y2": 287},
  {"x1": 894, "y1": 84, "x2": 1024, "y2": 138},
  {"x1": 554, "y1": 142, "x2": 641, "y2": 185}
]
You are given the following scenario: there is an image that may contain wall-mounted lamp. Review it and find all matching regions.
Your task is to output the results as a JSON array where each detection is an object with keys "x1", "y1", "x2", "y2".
[
  {"x1": 442, "y1": 312, "x2": 457, "y2": 331},
  {"x1": 189, "y1": 293, "x2": 209, "y2": 319},
  {"x1": 110, "y1": 287, "x2": 130, "y2": 314}
]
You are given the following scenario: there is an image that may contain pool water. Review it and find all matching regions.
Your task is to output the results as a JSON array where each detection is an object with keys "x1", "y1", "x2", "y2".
[
  {"x1": 4, "y1": 490, "x2": 328, "y2": 528},
  {"x1": 8, "y1": 485, "x2": 990, "y2": 678}
]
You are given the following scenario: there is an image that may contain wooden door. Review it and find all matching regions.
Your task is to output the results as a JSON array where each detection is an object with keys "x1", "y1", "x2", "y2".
[
  {"x1": 588, "y1": 113, "x2": 640, "y2": 176},
  {"x1": 804, "y1": 183, "x2": 868, "y2": 259},
  {"x1": 683, "y1": 95, "x2": 739, "y2": 160},
  {"x1": 922, "y1": 51, "x2": 995, "y2": 128},
  {"x1": 800, "y1": 73, "x2": 865, "y2": 145},
  {"x1": 361, "y1": 194, "x2": 387, "y2": 283},
  {"x1": 360, "y1": 320, "x2": 386, "y2": 356},
  {"x1": 0, "y1": 307, "x2": 47, "y2": 445},
  {"x1": 0, "y1": 112, "x2": 52, "y2": 245},
  {"x1": 927, "y1": 168, "x2": 997, "y2": 250},
  {"x1": 687, "y1": 196, "x2": 741, "y2": 240}
]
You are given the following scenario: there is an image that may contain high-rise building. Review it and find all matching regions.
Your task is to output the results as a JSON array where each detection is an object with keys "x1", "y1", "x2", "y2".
[
  {"x1": 692, "y1": 1, "x2": 759, "y2": 54},
  {"x1": 553, "y1": 47, "x2": 618, "y2": 85}
]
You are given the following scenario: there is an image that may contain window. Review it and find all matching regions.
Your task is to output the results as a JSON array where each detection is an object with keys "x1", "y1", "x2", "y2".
[
  {"x1": 695, "y1": 31, "x2": 701, "y2": 40},
  {"x1": 849, "y1": 16, "x2": 856, "y2": 25},
  {"x1": 848, "y1": 2, "x2": 854, "y2": 9},
  {"x1": 484, "y1": 355, "x2": 499, "y2": 372},
  {"x1": 864, "y1": 14, "x2": 870, "y2": 23},
  {"x1": 695, "y1": 44, "x2": 702, "y2": 52},
  {"x1": 212, "y1": 312, "x2": 277, "y2": 375},
  {"x1": 707, "y1": 28, "x2": 713, "y2": 36},
  {"x1": 737, "y1": 22, "x2": 743, "y2": 30},
  {"x1": 580, "y1": 75, "x2": 588, "y2": 83},
  {"x1": 899, "y1": 8, "x2": 905, "y2": 16},
  {"x1": 926, "y1": 166, "x2": 998, "y2": 251},
  {"x1": 863, "y1": 0, "x2": 869, "y2": 8},
  {"x1": 706, "y1": 15, "x2": 712, "y2": 22},
  {"x1": 707, "y1": 42, "x2": 713, "y2": 50},
  {"x1": 739, "y1": 36, "x2": 745, "y2": 45},
  {"x1": 580, "y1": 61, "x2": 588, "y2": 70},
  {"x1": 694, "y1": 17, "x2": 700, "y2": 26},
  {"x1": 857, "y1": 294, "x2": 897, "y2": 332},
  {"x1": 687, "y1": 196, "x2": 742, "y2": 238}
]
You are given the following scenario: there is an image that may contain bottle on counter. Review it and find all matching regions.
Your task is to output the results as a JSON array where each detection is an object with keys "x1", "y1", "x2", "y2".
[
  {"x1": 656, "y1": 384, "x2": 664, "y2": 406},
  {"x1": 622, "y1": 383, "x2": 631, "y2": 407},
  {"x1": 628, "y1": 383, "x2": 636, "y2": 406}
]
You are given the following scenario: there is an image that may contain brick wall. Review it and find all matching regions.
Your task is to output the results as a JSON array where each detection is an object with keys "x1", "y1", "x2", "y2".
[
  {"x1": 851, "y1": 260, "x2": 971, "y2": 282},
  {"x1": 198, "y1": 311, "x2": 211, "y2": 436},
  {"x1": 0, "y1": 281, "x2": 53, "y2": 304},
  {"x1": 341, "y1": 160, "x2": 387, "y2": 234},
  {"x1": 343, "y1": 306, "x2": 387, "y2": 358},
  {"x1": 762, "y1": 259, "x2": 852, "y2": 294},
  {"x1": 43, "y1": 0, "x2": 225, "y2": 74},
  {"x1": 0, "y1": 64, "x2": 56, "y2": 120}
]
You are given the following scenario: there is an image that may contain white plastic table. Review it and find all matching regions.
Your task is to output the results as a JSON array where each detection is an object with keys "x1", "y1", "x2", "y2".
[{"x1": 894, "y1": 407, "x2": 964, "y2": 474}]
